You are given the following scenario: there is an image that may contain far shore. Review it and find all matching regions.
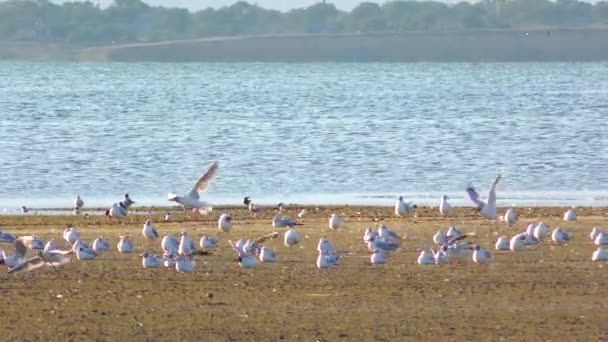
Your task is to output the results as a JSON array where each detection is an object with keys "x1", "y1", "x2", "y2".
[{"x1": 3, "y1": 28, "x2": 608, "y2": 62}]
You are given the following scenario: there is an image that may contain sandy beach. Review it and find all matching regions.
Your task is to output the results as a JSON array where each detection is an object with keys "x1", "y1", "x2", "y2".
[{"x1": 1, "y1": 205, "x2": 607, "y2": 340}]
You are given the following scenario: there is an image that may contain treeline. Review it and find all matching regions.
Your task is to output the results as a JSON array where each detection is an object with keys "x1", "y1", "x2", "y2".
[{"x1": 0, "y1": 0, "x2": 607, "y2": 45}]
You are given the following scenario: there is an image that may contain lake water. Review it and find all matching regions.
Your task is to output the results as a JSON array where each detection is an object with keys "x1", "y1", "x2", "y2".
[{"x1": 1, "y1": 62, "x2": 607, "y2": 211}]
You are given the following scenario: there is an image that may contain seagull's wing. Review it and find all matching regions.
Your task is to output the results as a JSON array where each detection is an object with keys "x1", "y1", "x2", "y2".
[
  {"x1": 487, "y1": 175, "x2": 502, "y2": 206},
  {"x1": 8, "y1": 256, "x2": 43, "y2": 274},
  {"x1": 14, "y1": 240, "x2": 27, "y2": 259},
  {"x1": 466, "y1": 185, "x2": 486, "y2": 209},
  {"x1": 255, "y1": 232, "x2": 280, "y2": 243},
  {"x1": 189, "y1": 162, "x2": 219, "y2": 195}
]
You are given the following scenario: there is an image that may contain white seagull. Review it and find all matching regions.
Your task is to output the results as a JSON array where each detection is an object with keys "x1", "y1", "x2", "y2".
[
  {"x1": 106, "y1": 203, "x2": 127, "y2": 219},
  {"x1": 218, "y1": 214, "x2": 233, "y2": 233},
  {"x1": 551, "y1": 227, "x2": 571, "y2": 245},
  {"x1": 284, "y1": 229, "x2": 301, "y2": 247},
  {"x1": 117, "y1": 236, "x2": 134, "y2": 253},
  {"x1": 273, "y1": 215, "x2": 302, "y2": 228},
  {"x1": 63, "y1": 226, "x2": 80, "y2": 246},
  {"x1": 592, "y1": 247, "x2": 608, "y2": 261},
  {"x1": 0, "y1": 230, "x2": 16, "y2": 243},
  {"x1": 370, "y1": 249, "x2": 388, "y2": 264},
  {"x1": 509, "y1": 233, "x2": 526, "y2": 252},
  {"x1": 502, "y1": 208, "x2": 518, "y2": 226},
  {"x1": 259, "y1": 246, "x2": 277, "y2": 263},
  {"x1": 594, "y1": 232, "x2": 608, "y2": 246},
  {"x1": 433, "y1": 230, "x2": 447, "y2": 246},
  {"x1": 142, "y1": 219, "x2": 159, "y2": 240},
  {"x1": 74, "y1": 195, "x2": 84, "y2": 210},
  {"x1": 141, "y1": 252, "x2": 161, "y2": 268},
  {"x1": 199, "y1": 236, "x2": 219, "y2": 250},
  {"x1": 178, "y1": 232, "x2": 195, "y2": 256},
  {"x1": 439, "y1": 195, "x2": 452, "y2": 215},
  {"x1": 466, "y1": 174, "x2": 502, "y2": 220},
  {"x1": 161, "y1": 234, "x2": 179, "y2": 254},
  {"x1": 534, "y1": 222, "x2": 549, "y2": 241},
  {"x1": 329, "y1": 214, "x2": 342, "y2": 230},
  {"x1": 395, "y1": 196, "x2": 416, "y2": 216},
  {"x1": 175, "y1": 255, "x2": 194, "y2": 273},
  {"x1": 168, "y1": 161, "x2": 219, "y2": 211},
  {"x1": 563, "y1": 208, "x2": 577, "y2": 221},
  {"x1": 417, "y1": 250, "x2": 435, "y2": 265},
  {"x1": 495, "y1": 236, "x2": 510, "y2": 250},
  {"x1": 590, "y1": 227, "x2": 603, "y2": 241},
  {"x1": 92, "y1": 237, "x2": 110, "y2": 252},
  {"x1": 472, "y1": 245, "x2": 493, "y2": 265}
]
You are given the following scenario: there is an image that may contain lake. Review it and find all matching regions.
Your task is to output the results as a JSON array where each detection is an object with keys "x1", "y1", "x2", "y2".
[{"x1": 1, "y1": 62, "x2": 607, "y2": 210}]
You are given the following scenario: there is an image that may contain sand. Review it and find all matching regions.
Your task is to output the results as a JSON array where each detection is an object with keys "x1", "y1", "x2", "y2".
[{"x1": 1, "y1": 205, "x2": 607, "y2": 341}]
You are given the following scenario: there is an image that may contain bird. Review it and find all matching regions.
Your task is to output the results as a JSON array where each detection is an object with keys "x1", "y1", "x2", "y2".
[
  {"x1": 329, "y1": 213, "x2": 342, "y2": 230},
  {"x1": 17, "y1": 236, "x2": 45, "y2": 250},
  {"x1": 433, "y1": 247, "x2": 449, "y2": 265},
  {"x1": 370, "y1": 249, "x2": 387, "y2": 264},
  {"x1": 218, "y1": 214, "x2": 233, "y2": 233},
  {"x1": 178, "y1": 232, "x2": 194, "y2": 256},
  {"x1": 503, "y1": 208, "x2": 518, "y2": 226},
  {"x1": 117, "y1": 236, "x2": 134, "y2": 253},
  {"x1": 175, "y1": 255, "x2": 194, "y2": 273},
  {"x1": 164, "y1": 212, "x2": 171, "y2": 221},
  {"x1": 590, "y1": 227, "x2": 603, "y2": 241},
  {"x1": 74, "y1": 195, "x2": 84, "y2": 210},
  {"x1": 378, "y1": 224, "x2": 400, "y2": 241},
  {"x1": 439, "y1": 195, "x2": 452, "y2": 215},
  {"x1": 272, "y1": 215, "x2": 302, "y2": 228},
  {"x1": 417, "y1": 250, "x2": 435, "y2": 265},
  {"x1": 63, "y1": 226, "x2": 80, "y2": 246},
  {"x1": 199, "y1": 236, "x2": 219, "y2": 250},
  {"x1": 466, "y1": 174, "x2": 502, "y2": 220},
  {"x1": 534, "y1": 222, "x2": 549, "y2": 241},
  {"x1": 495, "y1": 236, "x2": 510, "y2": 250},
  {"x1": 551, "y1": 227, "x2": 571, "y2": 245},
  {"x1": 142, "y1": 219, "x2": 159, "y2": 240},
  {"x1": 472, "y1": 245, "x2": 493, "y2": 265},
  {"x1": 395, "y1": 196, "x2": 416, "y2": 216},
  {"x1": 21, "y1": 206, "x2": 29, "y2": 214},
  {"x1": 316, "y1": 252, "x2": 339, "y2": 268},
  {"x1": 433, "y1": 230, "x2": 447, "y2": 246},
  {"x1": 363, "y1": 228, "x2": 379, "y2": 243},
  {"x1": 594, "y1": 232, "x2": 608, "y2": 246},
  {"x1": 0, "y1": 230, "x2": 16, "y2": 243},
  {"x1": 168, "y1": 161, "x2": 219, "y2": 211},
  {"x1": 509, "y1": 233, "x2": 526, "y2": 252},
  {"x1": 367, "y1": 235, "x2": 400, "y2": 252},
  {"x1": 563, "y1": 208, "x2": 577, "y2": 221},
  {"x1": 259, "y1": 246, "x2": 277, "y2": 263},
  {"x1": 592, "y1": 247, "x2": 608, "y2": 261},
  {"x1": 106, "y1": 203, "x2": 127, "y2": 219},
  {"x1": 243, "y1": 196, "x2": 252, "y2": 206},
  {"x1": 248, "y1": 202, "x2": 257, "y2": 215},
  {"x1": 121, "y1": 193, "x2": 135, "y2": 209},
  {"x1": 298, "y1": 209, "x2": 307, "y2": 218},
  {"x1": 284, "y1": 229, "x2": 300, "y2": 247},
  {"x1": 444, "y1": 242, "x2": 473, "y2": 260},
  {"x1": 161, "y1": 234, "x2": 179, "y2": 254},
  {"x1": 446, "y1": 226, "x2": 463, "y2": 239},
  {"x1": 75, "y1": 245, "x2": 98, "y2": 260},
  {"x1": 92, "y1": 237, "x2": 110, "y2": 252},
  {"x1": 141, "y1": 252, "x2": 161, "y2": 268},
  {"x1": 317, "y1": 238, "x2": 335, "y2": 255},
  {"x1": 1, "y1": 240, "x2": 28, "y2": 269}
]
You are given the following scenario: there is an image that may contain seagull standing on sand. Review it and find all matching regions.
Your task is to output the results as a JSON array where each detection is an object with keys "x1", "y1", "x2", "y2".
[
  {"x1": 551, "y1": 227, "x2": 571, "y2": 245},
  {"x1": 218, "y1": 214, "x2": 233, "y2": 233},
  {"x1": 370, "y1": 249, "x2": 387, "y2": 264},
  {"x1": 433, "y1": 247, "x2": 449, "y2": 264},
  {"x1": 509, "y1": 234, "x2": 526, "y2": 252},
  {"x1": 284, "y1": 229, "x2": 301, "y2": 247},
  {"x1": 594, "y1": 232, "x2": 608, "y2": 246},
  {"x1": 495, "y1": 236, "x2": 510, "y2": 250},
  {"x1": 472, "y1": 245, "x2": 493, "y2": 265},
  {"x1": 141, "y1": 252, "x2": 161, "y2": 268},
  {"x1": 439, "y1": 195, "x2": 452, "y2": 215},
  {"x1": 534, "y1": 222, "x2": 549, "y2": 241},
  {"x1": 466, "y1": 175, "x2": 502, "y2": 220},
  {"x1": 273, "y1": 215, "x2": 302, "y2": 228},
  {"x1": 503, "y1": 208, "x2": 518, "y2": 226},
  {"x1": 168, "y1": 161, "x2": 219, "y2": 212},
  {"x1": 63, "y1": 226, "x2": 80, "y2": 246},
  {"x1": 395, "y1": 196, "x2": 416, "y2": 217},
  {"x1": 106, "y1": 203, "x2": 127, "y2": 219},
  {"x1": 329, "y1": 214, "x2": 342, "y2": 230},
  {"x1": 121, "y1": 194, "x2": 135, "y2": 208},
  {"x1": 161, "y1": 234, "x2": 179, "y2": 254},
  {"x1": 92, "y1": 237, "x2": 110, "y2": 252},
  {"x1": 142, "y1": 219, "x2": 159, "y2": 240},
  {"x1": 199, "y1": 236, "x2": 219, "y2": 250},
  {"x1": 590, "y1": 227, "x2": 603, "y2": 241},
  {"x1": 563, "y1": 208, "x2": 577, "y2": 221},
  {"x1": 417, "y1": 250, "x2": 435, "y2": 265},
  {"x1": 178, "y1": 232, "x2": 194, "y2": 256},
  {"x1": 592, "y1": 247, "x2": 608, "y2": 261},
  {"x1": 433, "y1": 230, "x2": 447, "y2": 246},
  {"x1": 175, "y1": 255, "x2": 194, "y2": 272},
  {"x1": 117, "y1": 236, "x2": 134, "y2": 253},
  {"x1": 259, "y1": 246, "x2": 277, "y2": 263}
]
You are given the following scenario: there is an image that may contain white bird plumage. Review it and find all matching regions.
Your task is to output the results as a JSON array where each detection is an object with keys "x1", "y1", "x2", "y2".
[
  {"x1": 466, "y1": 175, "x2": 501, "y2": 220},
  {"x1": 142, "y1": 219, "x2": 159, "y2": 240},
  {"x1": 218, "y1": 214, "x2": 233, "y2": 233},
  {"x1": 395, "y1": 196, "x2": 416, "y2": 216},
  {"x1": 168, "y1": 161, "x2": 218, "y2": 210},
  {"x1": 439, "y1": 195, "x2": 452, "y2": 215},
  {"x1": 329, "y1": 213, "x2": 342, "y2": 230}
]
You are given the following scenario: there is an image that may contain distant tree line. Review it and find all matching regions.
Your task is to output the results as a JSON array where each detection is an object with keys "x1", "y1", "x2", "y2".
[{"x1": 0, "y1": 0, "x2": 607, "y2": 45}]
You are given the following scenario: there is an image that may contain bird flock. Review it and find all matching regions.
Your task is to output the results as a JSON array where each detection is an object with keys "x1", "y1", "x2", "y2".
[{"x1": 1, "y1": 164, "x2": 607, "y2": 275}]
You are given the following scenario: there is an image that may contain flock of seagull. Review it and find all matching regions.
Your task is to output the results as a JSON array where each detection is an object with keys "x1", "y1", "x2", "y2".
[{"x1": 2, "y1": 162, "x2": 608, "y2": 275}]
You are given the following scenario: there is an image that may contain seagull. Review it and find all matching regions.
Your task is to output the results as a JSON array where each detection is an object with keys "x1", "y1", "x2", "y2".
[
  {"x1": 164, "y1": 212, "x2": 171, "y2": 221},
  {"x1": 17, "y1": 236, "x2": 45, "y2": 250},
  {"x1": 395, "y1": 196, "x2": 416, "y2": 216},
  {"x1": 363, "y1": 228, "x2": 379, "y2": 243},
  {"x1": 21, "y1": 206, "x2": 29, "y2": 214},
  {"x1": 218, "y1": 214, "x2": 233, "y2": 233},
  {"x1": 466, "y1": 174, "x2": 502, "y2": 220},
  {"x1": 502, "y1": 208, "x2": 518, "y2": 226},
  {"x1": 142, "y1": 219, "x2": 159, "y2": 240},
  {"x1": 178, "y1": 232, "x2": 194, "y2": 256},
  {"x1": 444, "y1": 242, "x2": 473, "y2": 260},
  {"x1": 594, "y1": 232, "x2": 608, "y2": 246},
  {"x1": 92, "y1": 237, "x2": 110, "y2": 252},
  {"x1": 229, "y1": 242, "x2": 257, "y2": 268},
  {"x1": 439, "y1": 195, "x2": 452, "y2": 215},
  {"x1": 243, "y1": 196, "x2": 252, "y2": 206},
  {"x1": 248, "y1": 202, "x2": 258, "y2": 215},
  {"x1": 74, "y1": 195, "x2": 84, "y2": 210},
  {"x1": 298, "y1": 209, "x2": 307, "y2": 218},
  {"x1": 168, "y1": 161, "x2": 219, "y2": 211},
  {"x1": 0, "y1": 230, "x2": 16, "y2": 243},
  {"x1": 551, "y1": 227, "x2": 571, "y2": 245},
  {"x1": 121, "y1": 193, "x2": 135, "y2": 209},
  {"x1": 117, "y1": 236, "x2": 134, "y2": 253},
  {"x1": 175, "y1": 255, "x2": 194, "y2": 273},
  {"x1": 592, "y1": 247, "x2": 608, "y2": 261},
  {"x1": 141, "y1": 252, "x2": 161, "y2": 268},
  {"x1": 417, "y1": 250, "x2": 435, "y2": 265},
  {"x1": 563, "y1": 208, "x2": 577, "y2": 221},
  {"x1": 378, "y1": 224, "x2": 400, "y2": 241},
  {"x1": 433, "y1": 230, "x2": 447, "y2": 246},
  {"x1": 534, "y1": 222, "x2": 549, "y2": 241},
  {"x1": 272, "y1": 215, "x2": 302, "y2": 228},
  {"x1": 329, "y1": 213, "x2": 342, "y2": 230},
  {"x1": 161, "y1": 234, "x2": 179, "y2": 254},
  {"x1": 523, "y1": 225, "x2": 540, "y2": 245},
  {"x1": 367, "y1": 235, "x2": 400, "y2": 252},
  {"x1": 472, "y1": 245, "x2": 493, "y2": 265},
  {"x1": 63, "y1": 226, "x2": 80, "y2": 245},
  {"x1": 509, "y1": 233, "x2": 526, "y2": 251},
  {"x1": 590, "y1": 227, "x2": 602, "y2": 241},
  {"x1": 106, "y1": 203, "x2": 127, "y2": 219},
  {"x1": 162, "y1": 253, "x2": 177, "y2": 268},
  {"x1": 259, "y1": 246, "x2": 277, "y2": 263},
  {"x1": 495, "y1": 236, "x2": 510, "y2": 250},
  {"x1": 75, "y1": 245, "x2": 98, "y2": 260},
  {"x1": 317, "y1": 238, "x2": 335, "y2": 255},
  {"x1": 316, "y1": 252, "x2": 339, "y2": 268},
  {"x1": 1, "y1": 240, "x2": 28, "y2": 269},
  {"x1": 433, "y1": 247, "x2": 449, "y2": 264},
  {"x1": 370, "y1": 249, "x2": 387, "y2": 264},
  {"x1": 199, "y1": 236, "x2": 219, "y2": 250},
  {"x1": 284, "y1": 229, "x2": 300, "y2": 247},
  {"x1": 35, "y1": 243, "x2": 72, "y2": 268},
  {"x1": 446, "y1": 226, "x2": 463, "y2": 239}
]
